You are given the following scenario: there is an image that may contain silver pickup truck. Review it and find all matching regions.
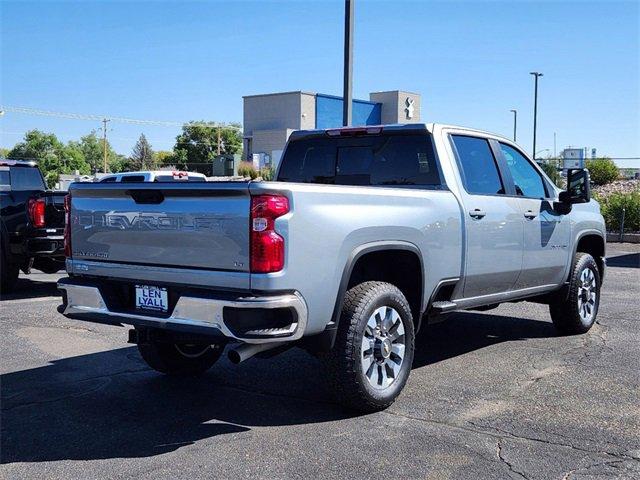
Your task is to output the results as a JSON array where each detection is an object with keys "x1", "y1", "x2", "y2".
[{"x1": 58, "y1": 123, "x2": 606, "y2": 411}]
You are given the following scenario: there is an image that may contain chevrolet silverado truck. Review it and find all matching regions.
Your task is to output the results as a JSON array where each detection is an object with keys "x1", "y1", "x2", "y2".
[
  {"x1": 1, "y1": 160, "x2": 66, "y2": 292},
  {"x1": 57, "y1": 124, "x2": 605, "y2": 411}
]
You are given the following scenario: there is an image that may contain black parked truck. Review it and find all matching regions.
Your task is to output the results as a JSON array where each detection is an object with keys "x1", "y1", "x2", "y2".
[{"x1": 0, "y1": 160, "x2": 66, "y2": 292}]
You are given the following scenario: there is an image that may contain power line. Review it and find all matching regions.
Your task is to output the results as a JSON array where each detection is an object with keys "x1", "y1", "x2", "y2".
[
  {"x1": 0, "y1": 129, "x2": 237, "y2": 148},
  {"x1": 0, "y1": 105, "x2": 243, "y2": 131}
]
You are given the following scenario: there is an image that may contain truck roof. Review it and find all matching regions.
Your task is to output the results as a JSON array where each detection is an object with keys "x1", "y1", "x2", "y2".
[{"x1": 288, "y1": 123, "x2": 514, "y2": 144}]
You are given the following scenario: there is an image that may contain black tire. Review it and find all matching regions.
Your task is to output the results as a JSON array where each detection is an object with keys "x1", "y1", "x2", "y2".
[
  {"x1": 327, "y1": 281, "x2": 415, "y2": 412},
  {"x1": 138, "y1": 339, "x2": 224, "y2": 376},
  {"x1": 0, "y1": 256, "x2": 19, "y2": 294},
  {"x1": 549, "y1": 252, "x2": 601, "y2": 335}
]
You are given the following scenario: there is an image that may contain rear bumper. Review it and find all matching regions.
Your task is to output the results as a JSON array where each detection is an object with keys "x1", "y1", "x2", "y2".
[{"x1": 57, "y1": 278, "x2": 308, "y2": 344}]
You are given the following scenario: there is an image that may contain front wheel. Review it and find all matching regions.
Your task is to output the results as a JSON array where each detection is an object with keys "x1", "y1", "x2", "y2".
[
  {"x1": 138, "y1": 338, "x2": 224, "y2": 376},
  {"x1": 549, "y1": 252, "x2": 601, "y2": 335},
  {"x1": 327, "y1": 281, "x2": 415, "y2": 412}
]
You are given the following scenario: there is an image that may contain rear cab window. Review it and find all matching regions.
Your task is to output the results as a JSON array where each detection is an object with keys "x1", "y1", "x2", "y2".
[
  {"x1": 277, "y1": 132, "x2": 443, "y2": 188},
  {"x1": 8, "y1": 166, "x2": 46, "y2": 191}
]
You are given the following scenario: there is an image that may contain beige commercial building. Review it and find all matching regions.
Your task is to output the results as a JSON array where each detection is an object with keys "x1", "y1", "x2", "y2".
[{"x1": 243, "y1": 90, "x2": 422, "y2": 166}]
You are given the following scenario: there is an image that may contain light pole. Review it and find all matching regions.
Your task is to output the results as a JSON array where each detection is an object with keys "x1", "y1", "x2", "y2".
[
  {"x1": 510, "y1": 109, "x2": 517, "y2": 141},
  {"x1": 530, "y1": 71, "x2": 543, "y2": 159},
  {"x1": 342, "y1": 0, "x2": 354, "y2": 126},
  {"x1": 101, "y1": 118, "x2": 111, "y2": 173}
]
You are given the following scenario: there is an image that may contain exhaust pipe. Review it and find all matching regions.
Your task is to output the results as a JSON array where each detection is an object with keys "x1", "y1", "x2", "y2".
[{"x1": 228, "y1": 342, "x2": 286, "y2": 364}]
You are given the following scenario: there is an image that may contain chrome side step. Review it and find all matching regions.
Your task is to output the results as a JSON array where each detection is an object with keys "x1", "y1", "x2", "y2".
[{"x1": 429, "y1": 300, "x2": 458, "y2": 314}]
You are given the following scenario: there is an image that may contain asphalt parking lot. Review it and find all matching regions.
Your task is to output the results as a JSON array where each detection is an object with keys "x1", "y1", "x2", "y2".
[{"x1": 1, "y1": 243, "x2": 639, "y2": 480}]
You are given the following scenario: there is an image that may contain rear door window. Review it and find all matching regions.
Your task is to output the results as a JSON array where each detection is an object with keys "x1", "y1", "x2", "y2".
[
  {"x1": 451, "y1": 135, "x2": 505, "y2": 195},
  {"x1": 277, "y1": 133, "x2": 442, "y2": 187},
  {"x1": 9, "y1": 166, "x2": 46, "y2": 191}
]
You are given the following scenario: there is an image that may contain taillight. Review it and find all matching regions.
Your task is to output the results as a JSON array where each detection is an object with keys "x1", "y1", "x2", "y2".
[
  {"x1": 64, "y1": 194, "x2": 72, "y2": 258},
  {"x1": 27, "y1": 198, "x2": 46, "y2": 228},
  {"x1": 250, "y1": 194, "x2": 289, "y2": 273}
]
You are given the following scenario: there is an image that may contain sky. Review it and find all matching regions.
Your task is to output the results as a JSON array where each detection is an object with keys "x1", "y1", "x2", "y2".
[{"x1": 1, "y1": 0, "x2": 639, "y2": 166}]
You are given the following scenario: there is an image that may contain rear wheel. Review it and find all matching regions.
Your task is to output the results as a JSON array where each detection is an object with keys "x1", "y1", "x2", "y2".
[
  {"x1": 549, "y1": 252, "x2": 601, "y2": 335},
  {"x1": 138, "y1": 338, "x2": 224, "y2": 376},
  {"x1": 327, "y1": 281, "x2": 415, "y2": 412}
]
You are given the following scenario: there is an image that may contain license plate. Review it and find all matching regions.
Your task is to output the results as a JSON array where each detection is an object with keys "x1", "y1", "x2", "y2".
[{"x1": 135, "y1": 285, "x2": 168, "y2": 312}]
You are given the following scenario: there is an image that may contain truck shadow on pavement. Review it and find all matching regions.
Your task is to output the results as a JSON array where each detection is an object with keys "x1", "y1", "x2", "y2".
[
  {"x1": 0, "y1": 276, "x2": 62, "y2": 301},
  {"x1": 606, "y1": 252, "x2": 639, "y2": 268},
  {"x1": 1, "y1": 312, "x2": 556, "y2": 464}
]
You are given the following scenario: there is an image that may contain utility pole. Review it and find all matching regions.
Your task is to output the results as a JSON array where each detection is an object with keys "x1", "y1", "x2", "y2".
[
  {"x1": 530, "y1": 72, "x2": 543, "y2": 159},
  {"x1": 510, "y1": 109, "x2": 517, "y2": 142},
  {"x1": 342, "y1": 0, "x2": 354, "y2": 126},
  {"x1": 217, "y1": 125, "x2": 221, "y2": 155},
  {"x1": 553, "y1": 132, "x2": 557, "y2": 157},
  {"x1": 101, "y1": 118, "x2": 110, "y2": 173}
]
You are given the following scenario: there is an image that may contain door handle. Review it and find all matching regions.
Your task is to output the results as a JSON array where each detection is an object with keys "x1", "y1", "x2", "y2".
[
  {"x1": 524, "y1": 210, "x2": 537, "y2": 220},
  {"x1": 469, "y1": 209, "x2": 486, "y2": 219}
]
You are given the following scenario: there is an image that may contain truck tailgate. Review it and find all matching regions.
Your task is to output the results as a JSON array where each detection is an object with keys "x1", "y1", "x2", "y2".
[{"x1": 69, "y1": 182, "x2": 250, "y2": 273}]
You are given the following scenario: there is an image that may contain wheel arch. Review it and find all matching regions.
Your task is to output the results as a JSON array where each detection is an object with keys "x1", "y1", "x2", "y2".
[
  {"x1": 573, "y1": 230, "x2": 606, "y2": 281},
  {"x1": 328, "y1": 241, "x2": 425, "y2": 341}
]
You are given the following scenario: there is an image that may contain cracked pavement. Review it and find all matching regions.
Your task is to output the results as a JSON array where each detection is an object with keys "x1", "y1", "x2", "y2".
[{"x1": 1, "y1": 243, "x2": 639, "y2": 479}]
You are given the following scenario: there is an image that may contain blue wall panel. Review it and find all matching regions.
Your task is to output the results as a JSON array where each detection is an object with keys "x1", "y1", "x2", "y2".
[{"x1": 315, "y1": 94, "x2": 381, "y2": 129}]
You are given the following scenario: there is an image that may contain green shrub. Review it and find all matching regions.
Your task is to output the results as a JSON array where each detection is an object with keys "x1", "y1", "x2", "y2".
[
  {"x1": 586, "y1": 157, "x2": 619, "y2": 186},
  {"x1": 259, "y1": 167, "x2": 274, "y2": 181},
  {"x1": 598, "y1": 190, "x2": 640, "y2": 232},
  {"x1": 238, "y1": 161, "x2": 258, "y2": 179}
]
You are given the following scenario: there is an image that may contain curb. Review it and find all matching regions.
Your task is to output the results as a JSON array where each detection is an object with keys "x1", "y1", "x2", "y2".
[{"x1": 607, "y1": 232, "x2": 640, "y2": 243}]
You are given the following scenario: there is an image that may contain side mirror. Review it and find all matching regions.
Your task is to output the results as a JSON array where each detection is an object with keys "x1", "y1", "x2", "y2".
[
  {"x1": 564, "y1": 168, "x2": 591, "y2": 204},
  {"x1": 555, "y1": 168, "x2": 591, "y2": 214}
]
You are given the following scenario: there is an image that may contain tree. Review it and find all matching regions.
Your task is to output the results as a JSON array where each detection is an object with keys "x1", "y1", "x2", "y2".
[
  {"x1": 172, "y1": 122, "x2": 243, "y2": 174},
  {"x1": 7, "y1": 130, "x2": 90, "y2": 187},
  {"x1": 130, "y1": 134, "x2": 155, "y2": 171},
  {"x1": 219, "y1": 122, "x2": 243, "y2": 155},
  {"x1": 62, "y1": 141, "x2": 92, "y2": 175},
  {"x1": 0, "y1": 147, "x2": 9, "y2": 158},
  {"x1": 108, "y1": 154, "x2": 132, "y2": 173},
  {"x1": 79, "y1": 131, "x2": 119, "y2": 174},
  {"x1": 154, "y1": 150, "x2": 175, "y2": 167}
]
